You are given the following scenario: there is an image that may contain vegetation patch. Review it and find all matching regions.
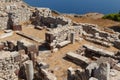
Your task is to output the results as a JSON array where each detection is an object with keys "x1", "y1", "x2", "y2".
[{"x1": 103, "y1": 12, "x2": 120, "y2": 21}]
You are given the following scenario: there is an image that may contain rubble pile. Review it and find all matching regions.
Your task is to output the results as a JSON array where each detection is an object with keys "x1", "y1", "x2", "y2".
[{"x1": 0, "y1": 51, "x2": 21, "y2": 80}]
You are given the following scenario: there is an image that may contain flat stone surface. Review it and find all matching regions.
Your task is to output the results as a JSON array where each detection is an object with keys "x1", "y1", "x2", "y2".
[{"x1": 66, "y1": 51, "x2": 90, "y2": 64}]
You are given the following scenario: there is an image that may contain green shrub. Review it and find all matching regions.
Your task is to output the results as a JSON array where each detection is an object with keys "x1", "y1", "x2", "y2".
[{"x1": 103, "y1": 13, "x2": 120, "y2": 21}]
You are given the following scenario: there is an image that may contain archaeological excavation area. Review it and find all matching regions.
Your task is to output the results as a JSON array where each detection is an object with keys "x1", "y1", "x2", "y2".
[{"x1": 1, "y1": 0, "x2": 120, "y2": 80}]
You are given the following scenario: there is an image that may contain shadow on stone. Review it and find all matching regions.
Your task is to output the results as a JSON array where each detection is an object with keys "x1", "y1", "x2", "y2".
[
  {"x1": 7, "y1": 13, "x2": 13, "y2": 29},
  {"x1": 109, "y1": 26, "x2": 120, "y2": 32},
  {"x1": 39, "y1": 43, "x2": 50, "y2": 51},
  {"x1": 63, "y1": 56, "x2": 88, "y2": 69}
]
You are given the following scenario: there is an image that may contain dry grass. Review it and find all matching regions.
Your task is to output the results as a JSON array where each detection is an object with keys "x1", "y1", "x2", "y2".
[{"x1": 66, "y1": 15, "x2": 120, "y2": 27}]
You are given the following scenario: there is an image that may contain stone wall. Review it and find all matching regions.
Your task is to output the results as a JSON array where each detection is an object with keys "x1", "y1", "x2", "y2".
[
  {"x1": 30, "y1": 8, "x2": 72, "y2": 28},
  {"x1": 0, "y1": 0, "x2": 31, "y2": 29},
  {"x1": 45, "y1": 26, "x2": 76, "y2": 49}
]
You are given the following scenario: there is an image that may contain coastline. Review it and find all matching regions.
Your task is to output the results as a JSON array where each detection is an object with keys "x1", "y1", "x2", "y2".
[{"x1": 22, "y1": 0, "x2": 105, "y2": 19}]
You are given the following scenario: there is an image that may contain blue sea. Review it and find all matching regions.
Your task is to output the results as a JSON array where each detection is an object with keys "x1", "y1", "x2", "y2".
[{"x1": 24, "y1": 0, "x2": 120, "y2": 14}]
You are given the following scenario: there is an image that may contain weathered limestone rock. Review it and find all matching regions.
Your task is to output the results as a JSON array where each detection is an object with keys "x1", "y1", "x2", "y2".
[
  {"x1": 34, "y1": 8, "x2": 52, "y2": 17},
  {"x1": 86, "y1": 62, "x2": 98, "y2": 76},
  {"x1": 7, "y1": 41, "x2": 16, "y2": 51},
  {"x1": 67, "y1": 67, "x2": 75, "y2": 80},
  {"x1": 83, "y1": 44, "x2": 115, "y2": 57},
  {"x1": 4, "y1": 29, "x2": 12, "y2": 33},
  {"x1": 0, "y1": 31, "x2": 13, "y2": 39},
  {"x1": 36, "y1": 61, "x2": 49, "y2": 69},
  {"x1": 113, "y1": 40, "x2": 120, "y2": 49},
  {"x1": 17, "y1": 40, "x2": 39, "y2": 56},
  {"x1": 39, "y1": 69, "x2": 57, "y2": 80},
  {"x1": 57, "y1": 41, "x2": 71, "y2": 48},
  {"x1": 52, "y1": 48, "x2": 59, "y2": 53},
  {"x1": 67, "y1": 67, "x2": 90, "y2": 80},
  {"x1": 96, "y1": 57, "x2": 117, "y2": 68},
  {"x1": 0, "y1": 51, "x2": 21, "y2": 80},
  {"x1": 94, "y1": 62, "x2": 110, "y2": 80},
  {"x1": 66, "y1": 52, "x2": 90, "y2": 66},
  {"x1": 110, "y1": 69, "x2": 117, "y2": 77},
  {"x1": 113, "y1": 63, "x2": 120, "y2": 71},
  {"x1": 89, "y1": 77, "x2": 98, "y2": 80}
]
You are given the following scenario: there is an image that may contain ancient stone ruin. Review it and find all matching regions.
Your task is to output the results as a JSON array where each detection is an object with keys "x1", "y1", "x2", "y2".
[
  {"x1": 45, "y1": 23, "x2": 120, "y2": 51},
  {"x1": 66, "y1": 44, "x2": 120, "y2": 80},
  {"x1": 30, "y1": 8, "x2": 72, "y2": 28},
  {"x1": 1, "y1": 0, "x2": 120, "y2": 80}
]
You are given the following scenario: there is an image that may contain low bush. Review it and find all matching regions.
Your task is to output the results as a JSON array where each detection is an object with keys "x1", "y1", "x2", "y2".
[{"x1": 103, "y1": 13, "x2": 120, "y2": 21}]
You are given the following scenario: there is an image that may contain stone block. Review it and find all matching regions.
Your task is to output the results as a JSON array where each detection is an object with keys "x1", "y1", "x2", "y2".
[
  {"x1": 0, "y1": 32, "x2": 13, "y2": 39},
  {"x1": 94, "y1": 62, "x2": 110, "y2": 80}
]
